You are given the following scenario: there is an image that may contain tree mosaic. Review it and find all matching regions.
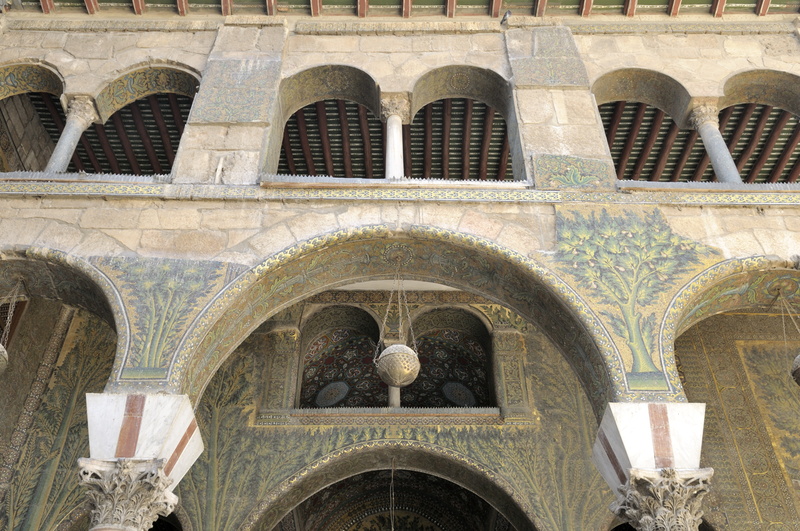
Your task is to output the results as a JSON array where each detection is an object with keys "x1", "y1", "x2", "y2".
[
  {"x1": 1, "y1": 311, "x2": 115, "y2": 531},
  {"x1": 94, "y1": 257, "x2": 229, "y2": 377},
  {"x1": 554, "y1": 208, "x2": 714, "y2": 390}
]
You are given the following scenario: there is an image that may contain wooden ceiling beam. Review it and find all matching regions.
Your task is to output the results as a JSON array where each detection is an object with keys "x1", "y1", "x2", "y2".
[
  {"x1": 489, "y1": 0, "x2": 501, "y2": 17},
  {"x1": 282, "y1": 127, "x2": 297, "y2": 175},
  {"x1": 442, "y1": 99, "x2": 452, "y2": 180},
  {"x1": 167, "y1": 94, "x2": 185, "y2": 136},
  {"x1": 579, "y1": 0, "x2": 593, "y2": 17},
  {"x1": 131, "y1": 0, "x2": 145, "y2": 14},
  {"x1": 315, "y1": 101, "x2": 335, "y2": 176},
  {"x1": 84, "y1": 0, "x2": 99, "y2": 14},
  {"x1": 632, "y1": 109, "x2": 663, "y2": 180},
  {"x1": 130, "y1": 102, "x2": 163, "y2": 174},
  {"x1": 667, "y1": 0, "x2": 680, "y2": 16},
  {"x1": 176, "y1": 0, "x2": 189, "y2": 15},
  {"x1": 295, "y1": 109, "x2": 316, "y2": 175},
  {"x1": 711, "y1": 0, "x2": 725, "y2": 17},
  {"x1": 461, "y1": 99, "x2": 473, "y2": 179},
  {"x1": 446, "y1": 0, "x2": 456, "y2": 17},
  {"x1": 112, "y1": 113, "x2": 141, "y2": 175},
  {"x1": 736, "y1": 105, "x2": 771, "y2": 172},
  {"x1": 221, "y1": 0, "x2": 233, "y2": 15},
  {"x1": 40, "y1": 0, "x2": 55, "y2": 14},
  {"x1": 769, "y1": 122, "x2": 800, "y2": 182},
  {"x1": 755, "y1": 0, "x2": 770, "y2": 15},
  {"x1": 747, "y1": 109, "x2": 791, "y2": 183},
  {"x1": 617, "y1": 102, "x2": 646, "y2": 180},
  {"x1": 534, "y1": 0, "x2": 547, "y2": 15},
  {"x1": 623, "y1": 0, "x2": 636, "y2": 17},
  {"x1": 423, "y1": 103, "x2": 433, "y2": 179},
  {"x1": 498, "y1": 133, "x2": 509, "y2": 180},
  {"x1": 402, "y1": 0, "x2": 411, "y2": 17},
  {"x1": 148, "y1": 95, "x2": 174, "y2": 165},
  {"x1": 478, "y1": 107, "x2": 495, "y2": 180},
  {"x1": 337, "y1": 100, "x2": 354, "y2": 178},
  {"x1": 403, "y1": 124, "x2": 412, "y2": 178},
  {"x1": 358, "y1": 105, "x2": 373, "y2": 179},
  {"x1": 670, "y1": 129, "x2": 697, "y2": 181},
  {"x1": 726, "y1": 103, "x2": 755, "y2": 152},
  {"x1": 357, "y1": 0, "x2": 367, "y2": 16},
  {"x1": 310, "y1": 0, "x2": 321, "y2": 16},
  {"x1": 607, "y1": 101, "x2": 626, "y2": 146},
  {"x1": 650, "y1": 121, "x2": 679, "y2": 181},
  {"x1": 95, "y1": 124, "x2": 121, "y2": 174}
]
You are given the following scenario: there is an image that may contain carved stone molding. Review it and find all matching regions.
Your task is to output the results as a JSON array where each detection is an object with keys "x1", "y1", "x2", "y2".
[
  {"x1": 689, "y1": 105, "x2": 719, "y2": 130},
  {"x1": 612, "y1": 468, "x2": 713, "y2": 531},
  {"x1": 78, "y1": 458, "x2": 177, "y2": 531},
  {"x1": 67, "y1": 96, "x2": 100, "y2": 128},
  {"x1": 380, "y1": 93, "x2": 411, "y2": 123}
]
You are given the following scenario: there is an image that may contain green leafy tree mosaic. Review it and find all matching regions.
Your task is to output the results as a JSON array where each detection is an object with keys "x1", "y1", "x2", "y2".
[
  {"x1": 2, "y1": 313, "x2": 115, "y2": 531},
  {"x1": 555, "y1": 209, "x2": 708, "y2": 381}
]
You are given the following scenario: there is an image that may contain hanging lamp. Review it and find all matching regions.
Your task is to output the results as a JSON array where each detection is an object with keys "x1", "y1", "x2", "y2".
[{"x1": 374, "y1": 260, "x2": 420, "y2": 407}]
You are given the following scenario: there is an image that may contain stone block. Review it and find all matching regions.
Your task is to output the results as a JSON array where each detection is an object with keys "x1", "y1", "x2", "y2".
[
  {"x1": 723, "y1": 38, "x2": 765, "y2": 57},
  {"x1": 516, "y1": 89, "x2": 555, "y2": 124},
  {"x1": 458, "y1": 209, "x2": 504, "y2": 240},
  {"x1": 190, "y1": 58, "x2": 281, "y2": 124},
  {"x1": 157, "y1": 209, "x2": 202, "y2": 230},
  {"x1": 753, "y1": 229, "x2": 800, "y2": 259},
  {"x1": 35, "y1": 222, "x2": 85, "y2": 251},
  {"x1": 532, "y1": 26, "x2": 580, "y2": 58},
  {"x1": 336, "y1": 204, "x2": 384, "y2": 228},
  {"x1": 213, "y1": 26, "x2": 260, "y2": 53},
  {"x1": 17, "y1": 208, "x2": 82, "y2": 224},
  {"x1": 64, "y1": 34, "x2": 113, "y2": 59},
  {"x1": 219, "y1": 151, "x2": 261, "y2": 185},
  {"x1": 102, "y1": 229, "x2": 143, "y2": 251},
  {"x1": 200, "y1": 208, "x2": 261, "y2": 230},
  {"x1": 80, "y1": 208, "x2": 141, "y2": 229},
  {"x1": 511, "y1": 57, "x2": 589, "y2": 88},
  {"x1": 248, "y1": 224, "x2": 298, "y2": 256},
  {"x1": 257, "y1": 27, "x2": 287, "y2": 53},
  {"x1": 359, "y1": 36, "x2": 412, "y2": 53},
  {"x1": 286, "y1": 211, "x2": 340, "y2": 242},
  {"x1": 140, "y1": 229, "x2": 227, "y2": 256}
]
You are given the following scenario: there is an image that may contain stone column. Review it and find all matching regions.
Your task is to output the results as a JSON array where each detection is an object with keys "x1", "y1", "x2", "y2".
[
  {"x1": 593, "y1": 402, "x2": 713, "y2": 531},
  {"x1": 381, "y1": 94, "x2": 410, "y2": 180},
  {"x1": 689, "y1": 105, "x2": 742, "y2": 184},
  {"x1": 612, "y1": 467, "x2": 713, "y2": 531},
  {"x1": 78, "y1": 458, "x2": 177, "y2": 531},
  {"x1": 44, "y1": 96, "x2": 99, "y2": 173}
]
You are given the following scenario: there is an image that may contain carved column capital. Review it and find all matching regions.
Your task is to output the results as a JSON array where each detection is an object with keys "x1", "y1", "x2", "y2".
[
  {"x1": 380, "y1": 93, "x2": 411, "y2": 123},
  {"x1": 66, "y1": 96, "x2": 100, "y2": 128},
  {"x1": 689, "y1": 105, "x2": 719, "y2": 130},
  {"x1": 78, "y1": 458, "x2": 177, "y2": 531},
  {"x1": 612, "y1": 467, "x2": 714, "y2": 531}
]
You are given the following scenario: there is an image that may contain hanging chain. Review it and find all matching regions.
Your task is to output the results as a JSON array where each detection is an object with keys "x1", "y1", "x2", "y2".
[{"x1": 390, "y1": 457, "x2": 396, "y2": 531}]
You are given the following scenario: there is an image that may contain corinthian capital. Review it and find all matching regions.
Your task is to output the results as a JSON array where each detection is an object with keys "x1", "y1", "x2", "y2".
[
  {"x1": 380, "y1": 93, "x2": 411, "y2": 123},
  {"x1": 66, "y1": 96, "x2": 100, "y2": 128},
  {"x1": 689, "y1": 105, "x2": 719, "y2": 129},
  {"x1": 78, "y1": 458, "x2": 177, "y2": 531},
  {"x1": 612, "y1": 468, "x2": 714, "y2": 531}
]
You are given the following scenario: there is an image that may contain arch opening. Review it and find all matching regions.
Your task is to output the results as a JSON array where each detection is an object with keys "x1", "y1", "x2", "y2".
[{"x1": 274, "y1": 469, "x2": 515, "y2": 531}]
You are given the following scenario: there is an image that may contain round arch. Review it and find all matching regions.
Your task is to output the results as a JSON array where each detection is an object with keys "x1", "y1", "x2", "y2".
[
  {"x1": 170, "y1": 225, "x2": 621, "y2": 417},
  {"x1": 238, "y1": 440, "x2": 538, "y2": 531},
  {"x1": 0, "y1": 245, "x2": 128, "y2": 376},
  {"x1": 0, "y1": 61, "x2": 63, "y2": 102},
  {"x1": 277, "y1": 64, "x2": 382, "y2": 123},
  {"x1": 94, "y1": 65, "x2": 200, "y2": 122},
  {"x1": 410, "y1": 65, "x2": 511, "y2": 120},
  {"x1": 720, "y1": 69, "x2": 800, "y2": 118},
  {"x1": 592, "y1": 68, "x2": 692, "y2": 127},
  {"x1": 660, "y1": 255, "x2": 797, "y2": 391}
]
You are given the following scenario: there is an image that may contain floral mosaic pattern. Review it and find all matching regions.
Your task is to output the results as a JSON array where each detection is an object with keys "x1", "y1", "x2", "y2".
[
  {"x1": 0, "y1": 64, "x2": 62, "y2": 101},
  {"x1": 95, "y1": 67, "x2": 198, "y2": 121}
]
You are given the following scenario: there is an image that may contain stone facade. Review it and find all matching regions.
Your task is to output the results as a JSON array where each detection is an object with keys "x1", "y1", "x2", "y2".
[{"x1": 1, "y1": 9, "x2": 800, "y2": 531}]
